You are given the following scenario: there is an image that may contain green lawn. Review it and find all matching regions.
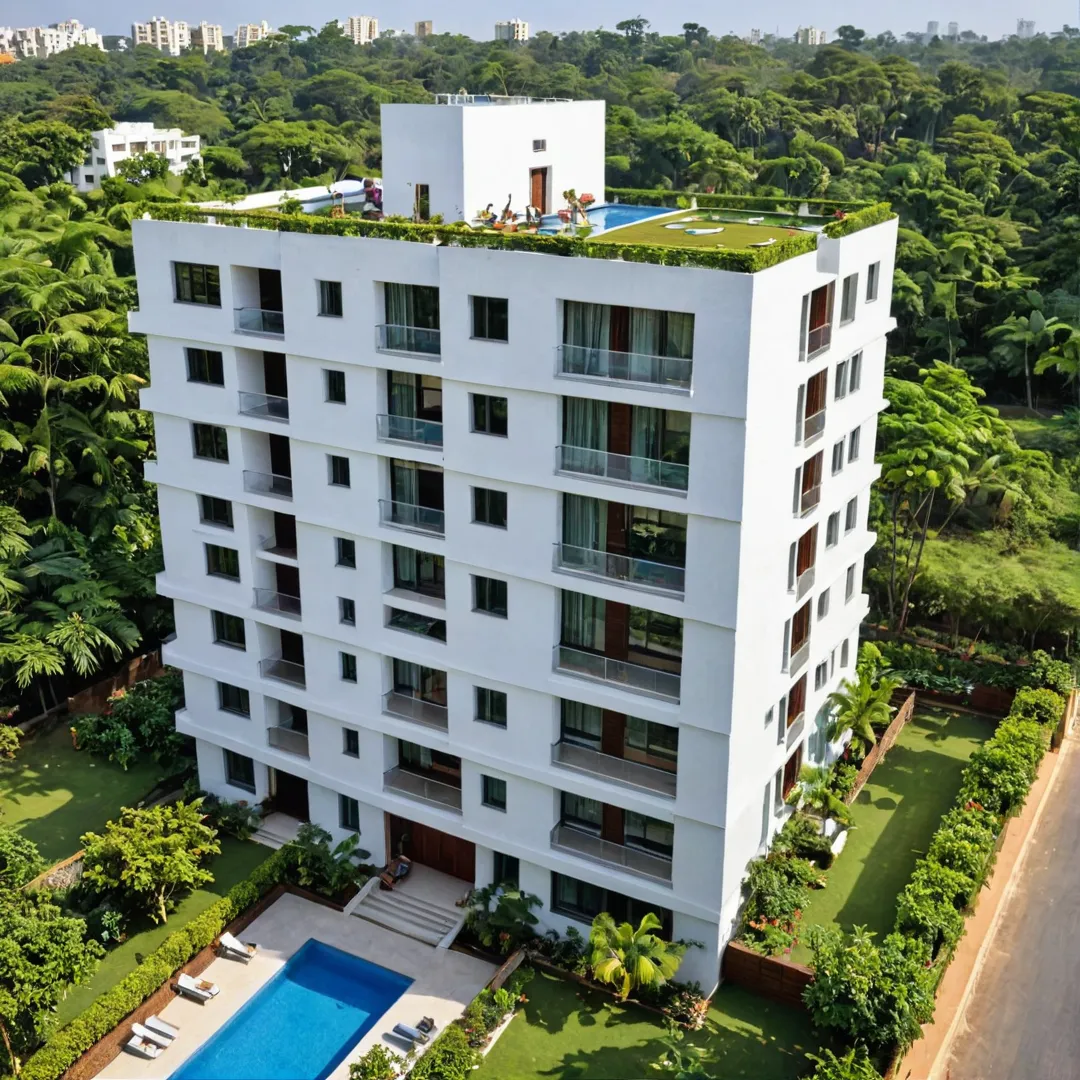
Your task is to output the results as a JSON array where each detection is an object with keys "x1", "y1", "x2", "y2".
[
  {"x1": 1005, "y1": 414, "x2": 1080, "y2": 458},
  {"x1": 790, "y1": 707, "x2": 994, "y2": 963},
  {"x1": 590, "y1": 212, "x2": 805, "y2": 250},
  {"x1": 0, "y1": 721, "x2": 165, "y2": 862},
  {"x1": 57, "y1": 837, "x2": 270, "y2": 1024},
  {"x1": 476, "y1": 968, "x2": 817, "y2": 1080}
]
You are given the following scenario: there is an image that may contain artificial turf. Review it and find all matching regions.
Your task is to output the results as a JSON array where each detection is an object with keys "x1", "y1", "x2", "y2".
[
  {"x1": 475, "y1": 968, "x2": 817, "y2": 1080},
  {"x1": 790, "y1": 707, "x2": 995, "y2": 963},
  {"x1": 0, "y1": 720, "x2": 165, "y2": 862},
  {"x1": 56, "y1": 837, "x2": 271, "y2": 1023},
  {"x1": 590, "y1": 212, "x2": 809, "y2": 250}
]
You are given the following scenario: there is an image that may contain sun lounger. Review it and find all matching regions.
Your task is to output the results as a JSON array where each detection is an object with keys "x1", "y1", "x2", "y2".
[
  {"x1": 133, "y1": 1022, "x2": 173, "y2": 1049},
  {"x1": 125, "y1": 1035, "x2": 163, "y2": 1059},
  {"x1": 145, "y1": 1015, "x2": 179, "y2": 1040},
  {"x1": 176, "y1": 973, "x2": 220, "y2": 1002},
  {"x1": 393, "y1": 1023, "x2": 429, "y2": 1045},
  {"x1": 219, "y1": 931, "x2": 258, "y2": 962}
]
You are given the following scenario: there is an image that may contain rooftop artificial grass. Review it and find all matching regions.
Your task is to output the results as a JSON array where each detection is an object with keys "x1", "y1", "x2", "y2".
[
  {"x1": 591, "y1": 212, "x2": 810, "y2": 250},
  {"x1": 790, "y1": 707, "x2": 994, "y2": 964}
]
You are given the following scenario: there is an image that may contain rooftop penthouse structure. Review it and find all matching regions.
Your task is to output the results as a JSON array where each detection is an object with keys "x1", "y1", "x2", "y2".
[{"x1": 133, "y1": 96, "x2": 896, "y2": 989}]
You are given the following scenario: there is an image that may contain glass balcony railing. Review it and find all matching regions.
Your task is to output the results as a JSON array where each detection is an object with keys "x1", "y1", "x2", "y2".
[
  {"x1": 551, "y1": 741, "x2": 677, "y2": 798},
  {"x1": 379, "y1": 499, "x2": 445, "y2": 536},
  {"x1": 557, "y1": 343, "x2": 692, "y2": 392},
  {"x1": 234, "y1": 307, "x2": 285, "y2": 336},
  {"x1": 376, "y1": 414, "x2": 444, "y2": 448},
  {"x1": 556, "y1": 445, "x2": 688, "y2": 493},
  {"x1": 259, "y1": 655, "x2": 306, "y2": 688},
  {"x1": 238, "y1": 391, "x2": 289, "y2": 422},
  {"x1": 253, "y1": 588, "x2": 302, "y2": 619},
  {"x1": 807, "y1": 323, "x2": 831, "y2": 358},
  {"x1": 375, "y1": 324, "x2": 441, "y2": 357},
  {"x1": 383, "y1": 767, "x2": 462, "y2": 812},
  {"x1": 799, "y1": 484, "x2": 821, "y2": 516},
  {"x1": 553, "y1": 542, "x2": 685, "y2": 595},
  {"x1": 795, "y1": 566, "x2": 815, "y2": 602},
  {"x1": 550, "y1": 823, "x2": 673, "y2": 884},
  {"x1": 382, "y1": 690, "x2": 448, "y2": 731},
  {"x1": 788, "y1": 640, "x2": 810, "y2": 675},
  {"x1": 243, "y1": 470, "x2": 293, "y2": 499},
  {"x1": 802, "y1": 408, "x2": 826, "y2": 445},
  {"x1": 554, "y1": 645, "x2": 680, "y2": 702},
  {"x1": 267, "y1": 726, "x2": 309, "y2": 758},
  {"x1": 786, "y1": 711, "x2": 806, "y2": 749}
]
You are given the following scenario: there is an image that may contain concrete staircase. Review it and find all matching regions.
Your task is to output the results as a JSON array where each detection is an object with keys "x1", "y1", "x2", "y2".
[
  {"x1": 252, "y1": 813, "x2": 301, "y2": 850},
  {"x1": 350, "y1": 885, "x2": 462, "y2": 947}
]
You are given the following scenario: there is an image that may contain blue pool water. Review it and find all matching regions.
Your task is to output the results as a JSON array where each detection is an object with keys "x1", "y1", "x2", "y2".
[
  {"x1": 539, "y1": 203, "x2": 672, "y2": 234},
  {"x1": 169, "y1": 940, "x2": 412, "y2": 1080}
]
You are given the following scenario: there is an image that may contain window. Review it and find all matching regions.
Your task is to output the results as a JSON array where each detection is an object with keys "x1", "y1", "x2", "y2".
[
  {"x1": 493, "y1": 852, "x2": 519, "y2": 887},
  {"x1": 482, "y1": 775, "x2": 507, "y2": 810},
  {"x1": 186, "y1": 348, "x2": 224, "y2": 385},
  {"x1": 192, "y1": 423, "x2": 228, "y2": 462},
  {"x1": 846, "y1": 564, "x2": 857, "y2": 601},
  {"x1": 826, "y1": 512, "x2": 840, "y2": 548},
  {"x1": 841, "y1": 639, "x2": 851, "y2": 667},
  {"x1": 224, "y1": 749, "x2": 255, "y2": 793},
  {"x1": 339, "y1": 794, "x2": 360, "y2": 832},
  {"x1": 336, "y1": 537, "x2": 356, "y2": 568},
  {"x1": 840, "y1": 273, "x2": 858, "y2": 324},
  {"x1": 765, "y1": 706, "x2": 775, "y2": 727},
  {"x1": 325, "y1": 369, "x2": 346, "y2": 403},
  {"x1": 551, "y1": 872, "x2": 672, "y2": 932},
  {"x1": 318, "y1": 280, "x2": 343, "y2": 317},
  {"x1": 343, "y1": 728, "x2": 359, "y2": 757},
  {"x1": 472, "y1": 296, "x2": 509, "y2": 342},
  {"x1": 625, "y1": 811, "x2": 674, "y2": 857},
  {"x1": 205, "y1": 543, "x2": 240, "y2": 580},
  {"x1": 393, "y1": 546, "x2": 445, "y2": 598},
  {"x1": 848, "y1": 427, "x2": 861, "y2": 463},
  {"x1": 212, "y1": 610, "x2": 245, "y2": 649},
  {"x1": 814, "y1": 660, "x2": 828, "y2": 690},
  {"x1": 532, "y1": 139, "x2": 547, "y2": 152},
  {"x1": 471, "y1": 394, "x2": 508, "y2": 436},
  {"x1": 845, "y1": 497, "x2": 858, "y2": 533},
  {"x1": 84, "y1": 174, "x2": 94, "y2": 185},
  {"x1": 834, "y1": 361, "x2": 848, "y2": 400},
  {"x1": 328, "y1": 455, "x2": 351, "y2": 488},
  {"x1": 817, "y1": 589, "x2": 830, "y2": 620},
  {"x1": 848, "y1": 352, "x2": 862, "y2": 392},
  {"x1": 476, "y1": 686, "x2": 508, "y2": 727},
  {"x1": 218, "y1": 682, "x2": 250, "y2": 716},
  {"x1": 625, "y1": 717, "x2": 678, "y2": 766},
  {"x1": 340, "y1": 652, "x2": 357, "y2": 682},
  {"x1": 473, "y1": 575, "x2": 508, "y2": 617},
  {"x1": 199, "y1": 495, "x2": 233, "y2": 528},
  {"x1": 866, "y1": 262, "x2": 880, "y2": 302},
  {"x1": 831, "y1": 440, "x2": 845, "y2": 475},
  {"x1": 473, "y1": 487, "x2": 507, "y2": 528},
  {"x1": 174, "y1": 262, "x2": 221, "y2": 306},
  {"x1": 339, "y1": 597, "x2": 356, "y2": 626}
]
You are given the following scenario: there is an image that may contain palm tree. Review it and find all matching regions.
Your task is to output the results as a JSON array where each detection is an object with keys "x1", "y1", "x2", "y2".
[
  {"x1": 826, "y1": 671, "x2": 902, "y2": 759},
  {"x1": 792, "y1": 765, "x2": 852, "y2": 834},
  {"x1": 589, "y1": 912, "x2": 686, "y2": 1001}
]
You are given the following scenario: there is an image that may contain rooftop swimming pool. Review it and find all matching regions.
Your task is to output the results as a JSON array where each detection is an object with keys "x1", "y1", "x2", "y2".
[
  {"x1": 169, "y1": 940, "x2": 412, "y2": 1080},
  {"x1": 539, "y1": 203, "x2": 673, "y2": 234}
]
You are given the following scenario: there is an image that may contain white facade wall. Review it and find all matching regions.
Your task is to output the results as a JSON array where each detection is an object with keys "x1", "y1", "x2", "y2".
[
  {"x1": 131, "y1": 18, "x2": 189, "y2": 54},
  {"x1": 68, "y1": 123, "x2": 200, "y2": 192},
  {"x1": 494, "y1": 19, "x2": 529, "y2": 41},
  {"x1": 342, "y1": 15, "x2": 379, "y2": 44},
  {"x1": 1, "y1": 21, "x2": 103, "y2": 57},
  {"x1": 234, "y1": 22, "x2": 274, "y2": 47},
  {"x1": 132, "y1": 203, "x2": 895, "y2": 991}
]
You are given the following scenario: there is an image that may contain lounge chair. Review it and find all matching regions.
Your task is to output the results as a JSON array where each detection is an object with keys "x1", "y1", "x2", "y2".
[
  {"x1": 125, "y1": 1035, "x2": 163, "y2": 1059},
  {"x1": 219, "y1": 931, "x2": 258, "y2": 962},
  {"x1": 176, "y1": 973, "x2": 220, "y2": 1002},
  {"x1": 378, "y1": 855, "x2": 412, "y2": 891},
  {"x1": 145, "y1": 1015, "x2": 179, "y2": 1041},
  {"x1": 133, "y1": 1022, "x2": 173, "y2": 1050},
  {"x1": 393, "y1": 1023, "x2": 429, "y2": 1046}
]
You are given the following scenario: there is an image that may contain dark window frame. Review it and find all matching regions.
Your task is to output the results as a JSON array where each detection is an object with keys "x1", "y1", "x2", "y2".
[
  {"x1": 328, "y1": 454, "x2": 351, "y2": 488},
  {"x1": 174, "y1": 262, "x2": 221, "y2": 306},
  {"x1": 340, "y1": 651, "x2": 358, "y2": 682},
  {"x1": 192, "y1": 423, "x2": 229, "y2": 462},
  {"x1": 336, "y1": 537, "x2": 357, "y2": 568},
  {"x1": 217, "y1": 682, "x2": 250, "y2": 716},
  {"x1": 199, "y1": 495, "x2": 233, "y2": 528},
  {"x1": 343, "y1": 728, "x2": 360, "y2": 757},
  {"x1": 475, "y1": 686, "x2": 508, "y2": 727},
  {"x1": 211, "y1": 609, "x2": 246, "y2": 649},
  {"x1": 339, "y1": 793, "x2": 360, "y2": 832},
  {"x1": 224, "y1": 749, "x2": 255, "y2": 793},
  {"x1": 472, "y1": 487, "x2": 508, "y2": 528},
  {"x1": 471, "y1": 393, "x2": 508, "y2": 436},
  {"x1": 205, "y1": 543, "x2": 240, "y2": 581},
  {"x1": 339, "y1": 597, "x2": 356, "y2": 626},
  {"x1": 473, "y1": 575, "x2": 508, "y2": 618},
  {"x1": 481, "y1": 775, "x2": 507, "y2": 811},
  {"x1": 186, "y1": 347, "x2": 224, "y2": 386},
  {"x1": 318, "y1": 279, "x2": 343, "y2": 317},
  {"x1": 471, "y1": 296, "x2": 509, "y2": 342},
  {"x1": 325, "y1": 369, "x2": 347, "y2": 403}
]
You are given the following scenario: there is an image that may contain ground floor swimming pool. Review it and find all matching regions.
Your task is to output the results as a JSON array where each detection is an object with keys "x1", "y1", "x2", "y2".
[{"x1": 169, "y1": 939, "x2": 412, "y2": 1080}]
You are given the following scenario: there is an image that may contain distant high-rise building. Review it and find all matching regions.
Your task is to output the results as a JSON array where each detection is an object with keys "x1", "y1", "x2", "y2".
[
  {"x1": 794, "y1": 26, "x2": 827, "y2": 45},
  {"x1": 234, "y1": 21, "x2": 275, "y2": 48},
  {"x1": 494, "y1": 18, "x2": 529, "y2": 41},
  {"x1": 947, "y1": 21, "x2": 959, "y2": 39},
  {"x1": 926, "y1": 20, "x2": 940, "y2": 38},
  {"x1": 342, "y1": 15, "x2": 379, "y2": 44},
  {"x1": 131, "y1": 17, "x2": 189, "y2": 55},
  {"x1": 190, "y1": 22, "x2": 224, "y2": 53},
  {"x1": 749, "y1": 27, "x2": 762, "y2": 45},
  {"x1": 1016, "y1": 18, "x2": 1036, "y2": 38},
  {"x1": 415, "y1": 20, "x2": 433, "y2": 37},
  {"x1": 0, "y1": 19, "x2": 103, "y2": 58}
]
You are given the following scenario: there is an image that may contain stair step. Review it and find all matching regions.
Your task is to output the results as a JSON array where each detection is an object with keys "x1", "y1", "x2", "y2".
[
  {"x1": 380, "y1": 890, "x2": 459, "y2": 923},
  {"x1": 352, "y1": 907, "x2": 444, "y2": 946},
  {"x1": 359, "y1": 894, "x2": 456, "y2": 933},
  {"x1": 252, "y1": 830, "x2": 285, "y2": 850}
]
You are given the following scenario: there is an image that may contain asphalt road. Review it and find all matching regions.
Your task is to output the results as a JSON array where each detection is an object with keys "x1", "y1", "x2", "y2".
[{"x1": 944, "y1": 734, "x2": 1080, "y2": 1080}]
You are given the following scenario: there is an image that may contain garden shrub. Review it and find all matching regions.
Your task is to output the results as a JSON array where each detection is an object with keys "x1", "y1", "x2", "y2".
[
  {"x1": 1009, "y1": 687, "x2": 1065, "y2": 727},
  {"x1": 532, "y1": 925, "x2": 589, "y2": 974},
  {"x1": 1029, "y1": 650, "x2": 1074, "y2": 695},
  {"x1": 406, "y1": 1024, "x2": 478, "y2": 1080},
  {"x1": 805, "y1": 1046, "x2": 883, "y2": 1080},
  {"x1": 202, "y1": 795, "x2": 261, "y2": 840},
  {"x1": 350, "y1": 1044, "x2": 409, "y2": 1080},
  {"x1": 0, "y1": 722, "x2": 21, "y2": 758},
  {"x1": 775, "y1": 812, "x2": 835, "y2": 868},
  {"x1": 739, "y1": 852, "x2": 819, "y2": 955},
  {"x1": 876, "y1": 640, "x2": 1065, "y2": 693},
  {"x1": 464, "y1": 882, "x2": 542, "y2": 954},
  {"x1": 827, "y1": 760, "x2": 859, "y2": 801},
  {"x1": 925, "y1": 807, "x2": 998, "y2": 883},
  {"x1": 0, "y1": 825, "x2": 45, "y2": 889},
  {"x1": 958, "y1": 717, "x2": 1049, "y2": 815},
  {"x1": 894, "y1": 861, "x2": 972, "y2": 954}
]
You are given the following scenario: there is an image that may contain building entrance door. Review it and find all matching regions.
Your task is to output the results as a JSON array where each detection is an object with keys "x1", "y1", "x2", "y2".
[
  {"x1": 387, "y1": 815, "x2": 475, "y2": 881},
  {"x1": 530, "y1": 168, "x2": 548, "y2": 212},
  {"x1": 271, "y1": 768, "x2": 309, "y2": 821}
]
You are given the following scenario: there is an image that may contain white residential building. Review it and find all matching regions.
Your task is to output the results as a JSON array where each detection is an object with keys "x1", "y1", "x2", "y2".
[
  {"x1": 130, "y1": 97, "x2": 896, "y2": 991},
  {"x1": 234, "y1": 21, "x2": 275, "y2": 48},
  {"x1": 342, "y1": 15, "x2": 379, "y2": 44},
  {"x1": 190, "y1": 22, "x2": 225, "y2": 53},
  {"x1": 131, "y1": 17, "x2": 190, "y2": 55},
  {"x1": 794, "y1": 25, "x2": 828, "y2": 45},
  {"x1": 0, "y1": 19, "x2": 103, "y2": 58},
  {"x1": 67, "y1": 123, "x2": 200, "y2": 192},
  {"x1": 1016, "y1": 19, "x2": 1036, "y2": 38},
  {"x1": 415, "y1": 21, "x2": 434, "y2": 38},
  {"x1": 494, "y1": 18, "x2": 530, "y2": 41}
]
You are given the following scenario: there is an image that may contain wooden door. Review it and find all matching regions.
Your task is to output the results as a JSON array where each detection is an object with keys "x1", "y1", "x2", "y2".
[
  {"x1": 388, "y1": 815, "x2": 475, "y2": 882},
  {"x1": 530, "y1": 168, "x2": 546, "y2": 212}
]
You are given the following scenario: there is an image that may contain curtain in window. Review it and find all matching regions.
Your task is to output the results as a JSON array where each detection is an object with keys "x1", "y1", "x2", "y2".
[
  {"x1": 394, "y1": 547, "x2": 417, "y2": 590},
  {"x1": 563, "y1": 494, "x2": 607, "y2": 552},
  {"x1": 561, "y1": 792, "x2": 603, "y2": 829},
  {"x1": 385, "y1": 284, "x2": 439, "y2": 329},
  {"x1": 665, "y1": 312, "x2": 694, "y2": 358},
  {"x1": 624, "y1": 811, "x2": 674, "y2": 855},
  {"x1": 563, "y1": 397, "x2": 608, "y2": 451},
  {"x1": 630, "y1": 406, "x2": 662, "y2": 464},
  {"x1": 391, "y1": 460, "x2": 418, "y2": 505},
  {"x1": 561, "y1": 700, "x2": 603, "y2": 745},
  {"x1": 561, "y1": 591, "x2": 605, "y2": 652},
  {"x1": 628, "y1": 307, "x2": 662, "y2": 382},
  {"x1": 563, "y1": 302, "x2": 611, "y2": 375},
  {"x1": 389, "y1": 372, "x2": 416, "y2": 418}
]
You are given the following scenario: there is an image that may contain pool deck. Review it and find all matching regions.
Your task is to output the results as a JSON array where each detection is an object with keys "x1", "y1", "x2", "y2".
[{"x1": 95, "y1": 892, "x2": 496, "y2": 1080}]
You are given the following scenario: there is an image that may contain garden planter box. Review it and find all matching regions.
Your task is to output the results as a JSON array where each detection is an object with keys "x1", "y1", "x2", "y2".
[
  {"x1": 721, "y1": 941, "x2": 813, "y2": 1011},
  {"x1": 969, "y1": 684, "x2": 1016, "y2": 715}
]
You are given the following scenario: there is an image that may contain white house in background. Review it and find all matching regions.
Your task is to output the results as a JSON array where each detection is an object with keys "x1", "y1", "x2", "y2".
[
  {"x1": 130, "y1": 96, "x2": 896, "y2": 991},
  {"x1": 234, "y1": 21, "x2": 275, "y2": 48},
  {"x1": 131, "y1": 17, "x2": 189, "y2": 54},
  {"x1": 494, "y1": 18, "x2": 529, "y2": 41},
  {"x1": 342, "y1": 15, "x2": 379, "y2": 44},
  {"x1": 68, "y1": 123, "x2": 200, "y2": 192},
  {"x1": 0, "y1": 19, "x2": 103, "y2": 58}
]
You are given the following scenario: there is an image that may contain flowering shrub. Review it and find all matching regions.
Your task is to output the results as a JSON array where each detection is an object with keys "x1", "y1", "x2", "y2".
[{"x1": 738, "y1": 851, "x2": 819, "y2": 956}]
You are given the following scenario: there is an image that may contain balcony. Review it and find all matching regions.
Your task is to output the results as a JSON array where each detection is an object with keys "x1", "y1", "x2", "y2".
[
  {"x1": 260, "y1": 535, "x2": 297, "y2": 560},
  {"x1": 553, "y1": 542, "x2": 685, "y2": 596},
  {"x1": 554, "y1": 645, "x2": 680, "y2": 703},
  {"x1": 379, "y1": 499, "x2": 445, "y2": 536},
  {"x1": 557, "y1": 343, "x2": 692, "y2": 393},
  {"x1": 799, "y1": 484, "x2": 821, "y2": 517},
  {"x1": 376, "y1": 324, "x2": 441, "y2": 358},
  {"x1": 802, "y1": 408, "x2": 826, "y2": 445},
  {"x1": 382, "y1": 690, "x2": 448, "y2": 731},
  {"x1": 253, "y1": 588, "x2": 302, "y2": 619},
  {"x1": 788, "y1": 640, "x2": 810, "y2": 675},
  {"x1": 551, "y1": 741, "x2": 676, "y2": 799},
  {"x1": 234, "y1": 307, "x2": 284, "y2": 336},
  {"x1": 795, "y1": 566, "x2": 815, "y2": 602},
  {"x1": 387, "y1": 608, "x2": 446, "y2": 642},
  {"x1": 259, "y1": 656, "x2": 306, "y2": 688},
  {"x1": 556, "y1": 445, "x2": 688, "y2": 494},
  {"x1": 238, "y1": 391, "x2": 289, "y2": 422},
  {"x1": 550, "y1": 823, "x2": 673, "y2": 884},
  {"x1": 807, "y1": 323, "x2": 831, "y2": 358},
  {"x1": 383, "y1": 767, "x2": 461, "y2": 812},
  {"x1": 377, "y1": 414, "x2": 444, "y2": 448},
  {"x1": 244, "y1": 470, "x2": 293, "y2": 500},
  {"x1": 786, "y1": 711, "x2": 806, "y2": 749},
  {"x1": 267, "y1": 726, "x2": 309, "y2": 758}
]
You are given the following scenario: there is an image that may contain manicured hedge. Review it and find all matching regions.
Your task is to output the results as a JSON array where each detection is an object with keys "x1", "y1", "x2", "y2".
[
  {"x1": 822, "y1": 202, "x2": 895, "y2": 238},
  {"x1": 19, "y1": 848, "x2": 296, "y2": 1080}
]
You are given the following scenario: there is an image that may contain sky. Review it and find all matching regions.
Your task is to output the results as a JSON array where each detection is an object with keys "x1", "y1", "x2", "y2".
[{"x1": 4, "y1": 0, "x2": 1077, "y2": 44}]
